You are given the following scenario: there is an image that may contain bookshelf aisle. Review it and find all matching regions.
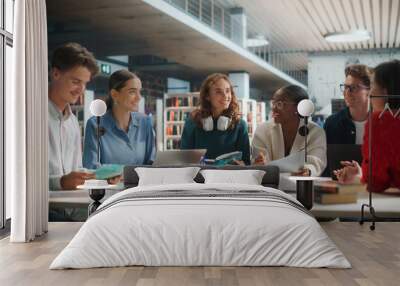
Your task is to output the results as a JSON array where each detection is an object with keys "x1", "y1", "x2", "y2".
[
  {"x1": 256, "y1": 102, "x2": 266, "y2": 126},
  {"x1": 237, "y1": 99, "x2": 266, "y2": 141},
  {"x1": 164, "y1": 92, "x2": 200, "y2": 150},
  {"x1": 70, "y1": 90, "x2": 94, "y2": 144}
]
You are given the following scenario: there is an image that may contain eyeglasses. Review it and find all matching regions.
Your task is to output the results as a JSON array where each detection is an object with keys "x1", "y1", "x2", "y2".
[
  {"x1": 340, "y1": 84, "x2": 369, "y2": 93},
  {"x1": 270, "y1": 100, "x2": 297, "y2": 110}
]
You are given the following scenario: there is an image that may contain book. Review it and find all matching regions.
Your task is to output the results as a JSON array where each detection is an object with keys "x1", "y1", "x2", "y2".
[
  {"x1": 94, "y1": 164, "x2": 124, "y2": 180},
  {"x1": 314, "y1": 192, "x2": 358, "y2": 204},
  {"x1": 314, "y1": 180, "x2": 365, "y2": 195},
  {"x1": 204, "y1": 151, "x2": 243, "y2": 166}
]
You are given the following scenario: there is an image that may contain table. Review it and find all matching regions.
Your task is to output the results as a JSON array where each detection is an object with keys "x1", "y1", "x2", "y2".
[
  {"x1": 49, "y1": 184, "x2": 400, "y2": 219},
  {"x1": 310, "y1": 191, "x2": 400, "y2": 218},
  {"x1": 278, "y1": 173, "x2": 400, "y2": 218},
  {"x1": 49, "y1": 189, "x2": 121, "y2": 208}
]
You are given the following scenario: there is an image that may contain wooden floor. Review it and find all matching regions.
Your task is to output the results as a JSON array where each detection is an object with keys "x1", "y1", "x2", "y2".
[{"x1": 1, "y1": 222, "x2": 399, "y2": 286}]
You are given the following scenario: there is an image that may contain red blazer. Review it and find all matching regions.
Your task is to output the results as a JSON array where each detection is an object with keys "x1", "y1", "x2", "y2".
[{"x1": 361, "y1": 111, "x2": 400, "y2": 192}]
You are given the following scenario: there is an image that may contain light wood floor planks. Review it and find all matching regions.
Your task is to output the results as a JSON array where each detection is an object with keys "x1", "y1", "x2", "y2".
[{"x1": 0, "y1": 222, "x2": 399, "y2": 286}]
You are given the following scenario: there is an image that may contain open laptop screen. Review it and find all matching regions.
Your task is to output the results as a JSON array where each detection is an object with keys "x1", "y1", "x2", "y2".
[{"x1": 153, "y1": 149, "x2": 207, "y2": 166}]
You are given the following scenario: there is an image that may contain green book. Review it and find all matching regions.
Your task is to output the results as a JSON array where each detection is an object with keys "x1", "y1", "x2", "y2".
[
  {"x1": 94, "y1": 164, "x2": 124, "y2": 180},
  {"x1": 204, "y1": 151, "x2": 243, "y2": 166}
]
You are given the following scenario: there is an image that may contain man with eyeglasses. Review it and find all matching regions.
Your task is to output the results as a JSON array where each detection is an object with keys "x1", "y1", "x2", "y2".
[
  {"x1": 324, "y1": 64, "x2": 371, "y2": 145},
  {"x1": 322, "y1": 64, "x2": 371, "y2": 177}
]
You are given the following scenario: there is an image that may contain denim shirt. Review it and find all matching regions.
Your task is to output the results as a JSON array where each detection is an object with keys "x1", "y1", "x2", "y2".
[{"x1": 83, "y1": 110, "x2": 156, "y2": 169}]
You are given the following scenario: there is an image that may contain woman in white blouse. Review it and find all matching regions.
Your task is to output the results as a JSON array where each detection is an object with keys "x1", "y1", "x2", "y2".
[{"x1": 252, "y1": 85, "x2": 327, "y2": 176}]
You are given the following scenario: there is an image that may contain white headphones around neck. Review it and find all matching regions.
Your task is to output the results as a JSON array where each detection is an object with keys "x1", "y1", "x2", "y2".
[{"x1": 202, "y1": 116, "x2": 231, "y2": 131}]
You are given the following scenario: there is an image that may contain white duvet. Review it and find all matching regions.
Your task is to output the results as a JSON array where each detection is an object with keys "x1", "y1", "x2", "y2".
[{"x1": 50, "y1": 183, "x2": 351, "y2": 269}]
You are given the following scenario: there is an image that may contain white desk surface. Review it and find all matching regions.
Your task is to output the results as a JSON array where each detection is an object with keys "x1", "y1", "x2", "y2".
[
  {"x1": 307, "y1": 191, "x2": 400, "y2": 218},
  {"x1": 49, "y1": 185, "x2": 400, "y2": 218},
  {"x1": 49, "y1": 189, "x2": 121, "y2": 207}
]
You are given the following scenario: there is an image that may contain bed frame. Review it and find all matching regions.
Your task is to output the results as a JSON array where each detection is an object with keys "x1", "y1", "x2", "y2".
[{"x1": 123, "y1": 165, "x2": 280, "y2": 189}]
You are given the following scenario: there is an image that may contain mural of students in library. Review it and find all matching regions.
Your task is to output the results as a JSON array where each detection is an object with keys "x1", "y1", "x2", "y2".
[
  {"x1": 48, "y1": 42, "x2": 98, "y2": 190},
  {"x1": 83, "y1": 69, "x2": 156, "y2": 169},
  {"x1": 252, "y1": 85, "x2": 327, "y2": 176},
  {"x1": 335, "y1": 60, "x2": 400, "y2": 193},
  {"x1": 180, "y1": 73, "x2": 251, "y2": 165}
]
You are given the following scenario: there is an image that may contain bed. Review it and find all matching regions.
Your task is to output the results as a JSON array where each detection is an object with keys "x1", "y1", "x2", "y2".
[{"x1": 50, "y1": 166, "x2": 350, "y2": 269}]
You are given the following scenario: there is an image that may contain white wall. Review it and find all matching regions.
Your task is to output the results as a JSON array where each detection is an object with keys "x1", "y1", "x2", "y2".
[
  {"x1": 308, "y1": 50, "x2": 400, "y2": 114},
  {"x1": 229, "y1": 72, "x2": 250, "y2": 99}
]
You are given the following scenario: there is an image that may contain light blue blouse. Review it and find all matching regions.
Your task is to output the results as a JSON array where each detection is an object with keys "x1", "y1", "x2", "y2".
[{"x1": 83, "y1": 110, "x2": 156, "y2": 169}]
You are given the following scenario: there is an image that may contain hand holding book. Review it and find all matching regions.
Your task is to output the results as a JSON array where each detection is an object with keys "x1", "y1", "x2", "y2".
[{"x1": 94, "y1": 164, "x2": 124, "y2": 185}]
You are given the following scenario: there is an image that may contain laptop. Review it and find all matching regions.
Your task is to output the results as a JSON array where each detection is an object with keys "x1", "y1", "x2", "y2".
[
  {"x1": 152, "y1": 149, "x2": 207, "y2": 166},
  {"x1": 325, "y1": 144, "x2": 362, "y2": 178}
]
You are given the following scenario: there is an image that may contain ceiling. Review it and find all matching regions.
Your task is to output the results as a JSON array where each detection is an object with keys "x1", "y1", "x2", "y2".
[
  {"x1": 234, "y1": 0, "x2": 400, "y2": 67},
  {"x1": 46, "y1": 0, "x2": 399, "y2": 93},
  {"x1": 46, "y1": 0, "x2": 304, "y2": 94}
]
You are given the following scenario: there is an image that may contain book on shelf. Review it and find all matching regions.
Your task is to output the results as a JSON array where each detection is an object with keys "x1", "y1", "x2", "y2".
[
  {"x1": 165, "y1": 138, "x2": 181, "y2": 150},
  {"x1": 166, "y1": 110, "x2": 191, "y2": 122},
  {"x1": 204, "y1": 151, "x2": 243, "y2": 166},
  {"x1": 165, "y1": 95, "x2": 199, "y2": 108},
  {"x1": 166, "y1": 124, "x2": 183, "y2": 136},
  {"x1": 256, "y1": 102, "x2": 266, "y2": 124}
]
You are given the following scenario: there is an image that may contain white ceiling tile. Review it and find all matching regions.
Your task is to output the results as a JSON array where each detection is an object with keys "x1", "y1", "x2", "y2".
[{"x1": 388, "y1": 0, "x2": 399, "y2": 48}]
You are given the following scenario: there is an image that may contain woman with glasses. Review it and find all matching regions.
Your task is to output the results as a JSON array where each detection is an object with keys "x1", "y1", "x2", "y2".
[
  {"x1": 252, "y1": 85, "x2": 327, "y2": 176},
  {"x1": 83, "y1": 69, "x2": 155, "y2": 169},
  {"x1": 335, "y1": 60, "x2": 400, "y2": 193}
]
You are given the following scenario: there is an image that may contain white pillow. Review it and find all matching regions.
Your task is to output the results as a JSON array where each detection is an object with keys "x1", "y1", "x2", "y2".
[
  {"x1": 200, "y1": 169, "x2": 266, "y2": 185},
  {"x1": 135, "y1": 167, "x2": 201, "y2": 186}
]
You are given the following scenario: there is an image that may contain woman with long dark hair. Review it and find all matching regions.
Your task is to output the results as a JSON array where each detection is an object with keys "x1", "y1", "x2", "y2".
[
  {"x1": 335, "y1": 60, "x2": 400, "y2": 192},
  {"x1": 83, "y1": 69, "x2": 155, "y2": 169},
  {"x1": 180, "y1": 73, "x2": 250, "y2": 165}
]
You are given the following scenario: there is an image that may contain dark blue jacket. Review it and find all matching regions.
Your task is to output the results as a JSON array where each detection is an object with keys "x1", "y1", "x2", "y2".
[
  {"x1": 323, "y1": 107, "x2": 356, "y2": 144},
  {"x1": 322, "y1": 107, "x2": 357, "y2": 177}
]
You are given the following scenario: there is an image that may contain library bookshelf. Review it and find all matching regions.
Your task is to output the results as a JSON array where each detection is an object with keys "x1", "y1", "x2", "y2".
[
  {"x1": 164, "y1": 92, "x2": 200, "y2": 150},
  {"x1": 163, "y1": 92, "x2": 266, "y2": 150}
]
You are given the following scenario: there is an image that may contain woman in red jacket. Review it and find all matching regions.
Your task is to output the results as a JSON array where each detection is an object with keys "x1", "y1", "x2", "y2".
[{"x1": 335, "y1": 60, "x2": 400, "y2": 193}]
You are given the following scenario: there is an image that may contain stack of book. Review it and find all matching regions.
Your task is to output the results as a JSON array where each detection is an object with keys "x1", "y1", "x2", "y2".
[{"x1": 314, "y1": 180, "x2": 365, "y2": 204}]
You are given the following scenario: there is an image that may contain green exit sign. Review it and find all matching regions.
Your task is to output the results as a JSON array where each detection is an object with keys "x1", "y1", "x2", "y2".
[{"x1": 100, "y1": 63, "x2": 111, "y2": 75}]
